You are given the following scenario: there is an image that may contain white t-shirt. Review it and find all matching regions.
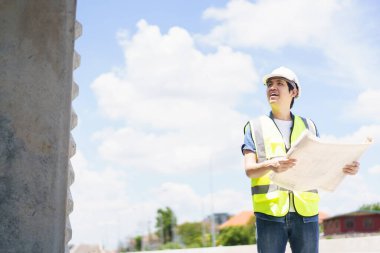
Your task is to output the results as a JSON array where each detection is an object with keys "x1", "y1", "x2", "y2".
[
  {"x1": 273, "y1": 118, "x2": 292, "y2": 149},
  {"x1": 273, "y1": 118, "x2": 296, "y2": 212}
]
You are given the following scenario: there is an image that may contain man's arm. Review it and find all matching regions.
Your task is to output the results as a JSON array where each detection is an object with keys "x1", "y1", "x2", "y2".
[{"x1": 243, "y1": 149, "x2": 297, "y2": 178}]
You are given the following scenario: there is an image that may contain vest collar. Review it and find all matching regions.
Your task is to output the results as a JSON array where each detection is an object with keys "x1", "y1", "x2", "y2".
[{"x1": 269, "y1": 111, "x2": 295, "y2": 122}]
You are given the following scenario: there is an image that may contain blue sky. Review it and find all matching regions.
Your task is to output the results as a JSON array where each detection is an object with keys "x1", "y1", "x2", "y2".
[{"x1": 71, "y1": 0, "x2": 380, "y2": 249}]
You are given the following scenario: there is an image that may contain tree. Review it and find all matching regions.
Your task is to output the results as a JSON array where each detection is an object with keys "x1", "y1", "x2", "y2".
[
  {"x1": 217, "y1": 225, "x2": 256, "y2": 246},
  {"x1": 155, "y1": 207, "x2": 177, "y2": 244},
  {"x1": 134, "y1": 236, "x2": 142, "y2": 251},
  {"x1": 359, "y1": 202, "x2": 380, "y2": 211},
  {"x1": 177, "y1": 222, "x2": 205, "y2": 248}
]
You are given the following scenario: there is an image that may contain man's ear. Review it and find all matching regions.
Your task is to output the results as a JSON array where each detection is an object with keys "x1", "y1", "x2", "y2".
[{"x1": 291, "y1": 89, "x2": 298, "y2": 98}]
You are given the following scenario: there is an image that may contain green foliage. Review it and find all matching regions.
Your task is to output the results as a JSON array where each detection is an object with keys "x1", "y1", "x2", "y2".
[
  {"x1": 177, "y1": 222, "x2": 206, "y2": 248},
  {"x1": 217, "y1": 225, "x2": 256, "y2": 246},
  {"x1": 359, "y1": 202, "x2": 380, "y2": 211},
  {"x1": 155, "y1": 207, "x2": 177, "y2": 244},
  {"x1": 158, "y1": 242, "x2": 183, "y2": 250},
  {"x1": 135, "y1": 236, "x2": 142, "y2": 251},
  {"x1": 319, "y1": 223, "x2": 324, "y2": 234}
]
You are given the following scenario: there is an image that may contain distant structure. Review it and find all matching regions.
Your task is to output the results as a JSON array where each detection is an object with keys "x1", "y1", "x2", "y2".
[
  {"x1": 219, "y1": 211, "x2": 254, "y2": 229},
  {"x1": 205, "y1": 213, "x2": 231, "y2": 226},
  {"x1": 323, "y1": 210, "x2": 380, "y2": 236}
]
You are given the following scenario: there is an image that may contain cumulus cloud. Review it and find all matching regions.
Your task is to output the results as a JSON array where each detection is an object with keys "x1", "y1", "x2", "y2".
[
  {"x1": 70, "y1": 151, "x2": 133, "y2": 247},
  {"x1": 200, "y1": 0, "x2": 380, "y2": 88},
  {"x1": 320, "y1": 174, "x2": 380, "y2": 215},
  {"x1": 70, "y1": 152, "x2": 249, "y2": 248},
  {"x1": 91, "y1": 20, "x2": 258, "y2": 173},
  {"x1": 151, "y1": 182, "x2": 250, "y2": 223},
  {"x1": 320, "y1": 124, "x2": 380, "y2": 143},
  {"x1": 349, "y1": 89, "x2": 380, "y2": 122},
  {"x1": 202, "y1": 0, "x2": 338, "y2": 50},
  {"x1": 204, "y1": 189, "x2": 251, "y2": 215}
]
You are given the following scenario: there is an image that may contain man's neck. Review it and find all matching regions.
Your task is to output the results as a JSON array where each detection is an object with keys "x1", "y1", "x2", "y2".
[{"x1": 271, "y1": 107, "x2": 292, "y2": 121}]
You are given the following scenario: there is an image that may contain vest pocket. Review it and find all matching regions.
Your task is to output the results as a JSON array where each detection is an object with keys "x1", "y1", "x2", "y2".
[
  {"x1": 253, "y1": 191, "x2": 289, "y2": 216},
  {"x1": 293, "y1": 191, "x2": 320, "y2": 216}
]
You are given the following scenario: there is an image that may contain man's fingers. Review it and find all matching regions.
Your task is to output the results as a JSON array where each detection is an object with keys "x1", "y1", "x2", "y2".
[
  {"x1": 278, "y1": 159, "x2": 296, "y2": 166},
  {"x1": 343, "y1": 164, "x2": 359, "y2": 175}
]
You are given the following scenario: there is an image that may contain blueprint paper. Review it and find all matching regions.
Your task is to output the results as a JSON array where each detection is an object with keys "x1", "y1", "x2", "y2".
[{"x1": 270, "y1": 131, "x2": 373, "y2": 192}]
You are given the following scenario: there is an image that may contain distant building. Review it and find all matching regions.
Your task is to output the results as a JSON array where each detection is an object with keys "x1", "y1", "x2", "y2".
[
  {"x1": 205, "y1": 213, "x2": 231, "y2": 226},
  {"x1": 323, "y1": 210, "x2": 380, "y2": 236},
  {"x1": 142, "y1": 233, "x2": 161, "y2": 250},
  {"x1": 219, "y1": 211, "x2": 254, "y2": 229}
]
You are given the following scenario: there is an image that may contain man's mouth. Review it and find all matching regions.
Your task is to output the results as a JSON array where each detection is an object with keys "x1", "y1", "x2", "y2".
[{"x1": 269, "y1": 93, "x2": 279, "y2": 98}]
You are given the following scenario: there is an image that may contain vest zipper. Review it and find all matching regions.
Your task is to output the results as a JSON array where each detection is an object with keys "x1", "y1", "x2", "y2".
[{"x1": 289, "y1": 191, "x2": 295, "y2": 213}]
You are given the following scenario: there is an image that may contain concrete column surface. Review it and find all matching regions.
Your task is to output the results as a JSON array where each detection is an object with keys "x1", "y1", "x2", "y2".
[{"x1": 0, "y1": 0, "x2": 77, "y2": 252}]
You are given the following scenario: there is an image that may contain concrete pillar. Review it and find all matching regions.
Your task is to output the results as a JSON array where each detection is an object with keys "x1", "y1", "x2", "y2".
[{"x1": 0, "y1": 1, "x2": 78, "y2": 252}]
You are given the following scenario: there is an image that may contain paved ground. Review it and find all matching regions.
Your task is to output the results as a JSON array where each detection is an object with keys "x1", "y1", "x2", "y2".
[{"x1": 125, "y1": 235, "x2": 380, "y2": 253}]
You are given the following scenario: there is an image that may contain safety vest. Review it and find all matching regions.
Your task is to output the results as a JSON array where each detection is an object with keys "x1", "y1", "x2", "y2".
[{"x1": 245, "y1": 114, "x2": 320, "y2": 217}]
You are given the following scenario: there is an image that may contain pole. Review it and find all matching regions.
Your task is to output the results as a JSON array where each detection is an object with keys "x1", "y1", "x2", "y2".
[
  {"x1": 209, "y1": 156, "x2": 216, "y2": 247},
  {"x1": 201, "y1": 201, "x2": 206, "y2": 247}
]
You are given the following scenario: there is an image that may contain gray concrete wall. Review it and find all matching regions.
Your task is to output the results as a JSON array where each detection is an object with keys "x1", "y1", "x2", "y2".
[
  {"x1": 129, "y1": 235, "x2": 380, "y2": 253},
  {"x1": 0, "y1": 0, "x2": 78, "y2": 252}
]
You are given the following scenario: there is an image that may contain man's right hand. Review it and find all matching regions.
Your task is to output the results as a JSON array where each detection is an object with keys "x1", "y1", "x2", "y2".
[{"x1": 267, "y1": 157, "x2": 297, "y2": 173}]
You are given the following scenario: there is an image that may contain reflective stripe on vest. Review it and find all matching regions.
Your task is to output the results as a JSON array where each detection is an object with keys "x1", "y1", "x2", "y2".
[{"x1": 247, "y1": 115, "x2": 320, "y2": 217}]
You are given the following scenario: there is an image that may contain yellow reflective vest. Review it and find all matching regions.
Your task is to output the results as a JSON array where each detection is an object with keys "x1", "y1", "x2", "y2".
[{"x1": 245, "y1": 114, "x2": 320, "y2": 217}]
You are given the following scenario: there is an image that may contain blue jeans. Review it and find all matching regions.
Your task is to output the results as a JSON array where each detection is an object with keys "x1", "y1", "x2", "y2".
[{"x1": 256, "y1": 212, "x2": 319, "y2": 253}]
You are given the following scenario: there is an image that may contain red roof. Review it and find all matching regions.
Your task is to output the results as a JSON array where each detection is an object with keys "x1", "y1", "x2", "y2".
[
  {"x1": 219, "y1": 211, "x2": 254, "y2": 229},
  {"x1": 324, "y1": 210, "x2": 380, "y2": 221}
]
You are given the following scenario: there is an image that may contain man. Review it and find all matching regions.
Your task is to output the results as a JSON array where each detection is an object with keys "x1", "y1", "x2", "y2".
[{"x1": 242, "y1": 66, "x2": 360, "y2": 253}]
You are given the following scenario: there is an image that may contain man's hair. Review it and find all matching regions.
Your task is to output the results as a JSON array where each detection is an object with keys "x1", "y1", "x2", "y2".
[{"x1": 287, "y1": 82, "x2": 295, "y2": 109}]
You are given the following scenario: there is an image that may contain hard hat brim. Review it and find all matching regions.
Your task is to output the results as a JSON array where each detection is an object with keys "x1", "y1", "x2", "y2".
[{"x1": 263, "y1": 74, "x2": 293, "y2": 85}]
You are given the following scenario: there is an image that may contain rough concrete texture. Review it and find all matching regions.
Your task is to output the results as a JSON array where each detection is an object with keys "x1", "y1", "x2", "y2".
[{"x1": 0, "y1": 0, "x2": 77, "y2": 252}]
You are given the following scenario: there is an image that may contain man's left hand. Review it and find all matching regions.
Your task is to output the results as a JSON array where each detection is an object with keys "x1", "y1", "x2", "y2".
[{"x1": 343, "y1": 161, "x2": 360, "y2": 175}]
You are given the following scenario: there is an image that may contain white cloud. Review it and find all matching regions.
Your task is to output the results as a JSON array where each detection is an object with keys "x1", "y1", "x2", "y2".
[
  {"x1": 70, "y1": 151, "x2": 133, "y2": 248},
  {"x1": 204, "y1": 189, "x2": 251, "y2": 215},
  {"x1": 151, "y1": 182, "x2": 250, "y2": 223},
  {"x1": 70, "y1": 152, "x2": 249, "y2": 248},
  {"x1": 349, "y1": 89, "x2": 380, "y2": 122},
  {"x1": 321, "y1": 124, "x2": 380, "y2": 143},
  {"x1": 320, "y1": 174, "x2": 380, "y2": 215},
  {"x1": 91, "y1": 19, "x2": 258, "y2": 173},
  {"x1": 201, "y1": 0, "x2": 380, "y2": 88},
  {"x1": 93, "y1": 20, "x2": 257, "y2": 128},
  {"x1": 202, "y1": 0, "x2": 339, "y2": 50},
  {"x1": 368, "y1": 165, "x2": 380, "y2": 175}
]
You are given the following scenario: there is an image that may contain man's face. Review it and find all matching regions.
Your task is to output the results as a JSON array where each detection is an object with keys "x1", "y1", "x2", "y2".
[{"x1": 266, "y1": 77, "x2": 297, "y2": 109}]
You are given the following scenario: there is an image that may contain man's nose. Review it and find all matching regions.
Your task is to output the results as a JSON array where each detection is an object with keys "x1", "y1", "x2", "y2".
[{"x1": 268, "y1": 85, "x2": 277, "y2": 91}]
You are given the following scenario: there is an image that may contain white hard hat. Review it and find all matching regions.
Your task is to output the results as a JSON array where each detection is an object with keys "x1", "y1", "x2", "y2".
[{"x1": 262, "y1": 66, "x2": 301, "y2": 98}]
